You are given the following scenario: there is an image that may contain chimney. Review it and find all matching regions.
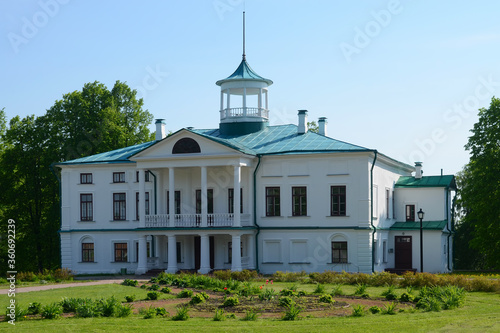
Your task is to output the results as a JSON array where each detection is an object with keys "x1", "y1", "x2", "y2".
[
  {"x1": 318, "y1": 117, "x2": 328, "y2": 136},
  {"x1": 155, "y1": 119, "x2": 166, "y2": 141},
  {"x1": 297, "y1": 110, "x2": 308, "y2": 134},
  {"x1": 415, "y1": 162, "x2": 423, "y2": 179}
]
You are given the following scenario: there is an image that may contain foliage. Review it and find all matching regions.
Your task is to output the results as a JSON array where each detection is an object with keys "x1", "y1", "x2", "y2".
[
  {"x1": 278, "y1": 296, "x2": 295, "y2": 307},
  {"x1": 354, "y1": 283, "x2": 368, "y2": 295},
  {"x1": 381, "y1": 285, "x2": 398, "y2": 300},
  {"x1": 381, "y1": 302, "x2": 397, "y2": 315},
  {"x1": 190, "y1": 293, "x2": 209, "y2": 305},
  {"x1": 177, "y1": 289, "x2": 193, "y2": 298},
  {"x1": 416, "y1": 286, "x2": 466, "y2": 312},
  {"x1": 146, "y1": 291, "x2": 160, "y2": 300},
  {"x1": 330, "y1": 284, "x2": 345, "y2": 296},
  {"x1": 160, "y1": 287, "x2": 172, "y2": 294},
  {"x1": 41, "y1": 302, "x2": 63, "y2": 319},
  {"x1": 369, "y1": 305, "x2": 381, "y2": 314},
  {"x1": 27, "y1": 302, "x2": 43, "y2": 315},
  {"x1": 121, "y1": 279, "x2": 138, "y2": 287},
  {"x1": 139, "y1": 306, "x2": 157, "y2": 319},
  {"x1": 259, "y1": 288, "x2": 278, "y2": 301},
  {"x1": 124, "y1": 295, "x2": 136, "y2": 302},
  {"x1": 457, "y1": 97, "x2": 500, "y2": 269},
  {"x1": 115, "y1": 304, "x2": 133, "y2": 318},
  {"x1": 399, "y1": 292, "x2": 415, "y2": 303},
  {"x1": 242, "y1": 309, "x2": 259, "y2": 321},
  {"x1": 350, "y1": 305, "x2": 366, "y2": 317},
  {"x1": 313, "y1": 283, "x2": 326, "y2": 294},
  {"x1": 148, "y1": 284, "x2": 160, "y2": 291},
  {"x1": 60, "y1": 297, "x2": 90, "y2": 313},
  {"x1": 213, "y1": 308, "x2": 226, "y2": 321},
  {"x1": 272, "y1": 270, "x2": 308, "y2": 282},
  {"x1": 222, "y1": 296, "x2": 240, "y2": 307},
  {"x1": 171, "y1": 306, "x2": 190, "y2": 321},
  {"x1": 97, "y1": 296, "x2": 120, "y2": 317},
  {"x1": 282, "y1": 303, "x2": 302, "y2": 321},
  {"x1": 319, "y1": 294, "x2": 335, "y2": 304}
]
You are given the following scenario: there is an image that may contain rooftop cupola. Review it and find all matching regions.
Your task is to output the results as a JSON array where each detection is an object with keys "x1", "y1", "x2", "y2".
[{"x1": 216, "y1": 12, "x2": 273, "y2": 136}]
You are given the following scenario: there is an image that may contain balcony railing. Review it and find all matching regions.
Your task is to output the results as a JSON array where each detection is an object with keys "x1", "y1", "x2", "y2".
[
  {"x1": 145, "y1": 213, "x2": 251, "y2": 228},
  {"x1": 220, "y1": 107, "x2": 269, "y2": 120}
]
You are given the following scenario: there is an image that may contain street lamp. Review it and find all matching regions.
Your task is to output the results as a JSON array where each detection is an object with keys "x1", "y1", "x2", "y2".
[{"x1": 417, "y1": 208, "x2": 425, "y2": 273}]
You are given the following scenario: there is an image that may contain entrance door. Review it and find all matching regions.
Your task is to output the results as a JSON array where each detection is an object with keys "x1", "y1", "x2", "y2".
[
  {"x1": 395, "y1": 236, "x2": 412, "y2": 269},
  {"x1": 194, "y1": 236, "x2": 214, "y2": 271}
]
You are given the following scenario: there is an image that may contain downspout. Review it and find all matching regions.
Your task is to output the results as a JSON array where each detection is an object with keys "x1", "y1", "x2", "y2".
[
  {"x1": 147, "y1": 170, "x2": 157, "y2": 214},
  {"x1": 370, "y1": 150, "x2": 378, "y2": 273},
  {"x1": 447, "y1": 190, "x2": 456, "y2": 272},
  {"x1": 253, "y1": 155, "x2": 262, "y2": 272}
]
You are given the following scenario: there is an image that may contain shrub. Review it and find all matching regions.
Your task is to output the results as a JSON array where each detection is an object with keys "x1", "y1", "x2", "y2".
[
  {"x1": 76, "y1": 300, "x2": 100, "y2": 318},
  {"x1": 350, "y1": 305, "x2": 366, "y2": 317},
  {"x1": 369, "y1": 306, "x2": 381, "y2": 314},
  {"x1": 381, "y1": 285, "x2": 398, "y2": 300},
  {"x1": 354, "y1": 283, "x2": 368, "y2": 295},
  {"x1": 60, "y1": 297, "x2": 89, "y2": 313},
  {"x1": 231, "y1": 269, "x2": 259, "y2": 281},
  {"x1": 382, "y1": 302, "x2": 397, "y2": 315},
  {"x1": 331, "y1": 284, "x2": 344, "y2": 296},
  {"x1": 17, "y1": 271, "x2": 38, "y2": 282},
  {"x1": 124, "y1": 295, "x2": 136, "y2": 302},
  {"x1": 223, "y1": 296, "x2": 239, "y2": 307},
  {"x1": 213, "y1": 270, "x2": 232, "y2": 281},
  {"x1": 282, "y1": 303, "x2": 302, "y2": 321},
  {"x1": 27, "y1": 302, "x2": 42, "y2": 315},
  {"x1": 238, "y1": 282, "x2": 261, "y2": 296},
  {"x1": 399, "y1": 292, "x2": 415, "y2": 303},
  {"x1": 226, "y1": 313, "x2": 237, "y2": 319},
  {"x1": 178, "y1": 289, "x2": 194, "y2": 298},
  {"x1": 278, "y1": 296, "x2": 295, "y2": 307},
  {"x1": 172, "y1": 306, "x2": 190, "y2": 321},
  {"x1": 242, "y1": 309, "x2": 259, "y2": 321},
  {"x1": 272, "y1": 271, "x2": 308, "y2": 282},
  {"x1": 259, "y1": 288, "x2": 277, "y2": 301},
  {"x1": 140, "y1": 306, "x2": 157, "y2": 319},
  {"x1": 121, "y1": 279, "x2": 139, "y2": 287},
  {"x1": 190, "y1": 293, "x2": 207, "y2": 305},
  {"x1": 140, "y1": 284, "x2": 147, "y2": 289},
  {"x1": 97, "y1": 297, "x2": 119, "y2": 317},
  {"x1": 53, "y1": 268, "x2": 74, "y2": 281},
  {"x1": 280, "y1": 287, "x2": 298, "y2": 297},
  {"x1": 146, "y1": 291, "x2": 161, "y2": 300},
  {"x1": 116, "y1": 304, "x2": 133, "y2": 318},
  {"x1": 313, "y1": 283, "x2": 326, "y2": 294},
  {"x1": 155, "y1": 307, "x2": 169, "y2": 317},
  {"x1": 213, "y1": 308, "x2": 226, "y2": 321},
  {"x1": 148, "y1": 283, "x2": 160, "y2": 291},
  {"x1": 319, "y1": 294, "x2": 335, "y2": 304},
  {"x1": 160, "y1": 287, "x2": 171, "y2": 294}
]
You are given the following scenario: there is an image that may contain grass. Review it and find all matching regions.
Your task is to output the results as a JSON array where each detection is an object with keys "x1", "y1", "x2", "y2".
[{"x1": 2, "y1": 281, "x2": 499, "y2": 332}]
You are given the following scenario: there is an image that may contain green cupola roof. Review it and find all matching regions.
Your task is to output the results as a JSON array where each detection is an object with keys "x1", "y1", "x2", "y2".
[{"x1": 216, "y1": 59, "x2": 273, "y2": 86}]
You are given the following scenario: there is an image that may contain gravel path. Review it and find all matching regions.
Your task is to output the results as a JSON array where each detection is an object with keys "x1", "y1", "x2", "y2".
[{"x1": 0, "y1": 277, "x2": 149, "y2": 294}]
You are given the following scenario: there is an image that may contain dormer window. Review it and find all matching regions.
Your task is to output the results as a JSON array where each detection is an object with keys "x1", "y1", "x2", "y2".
[{"x1": 172, "y1": 138, "x2": 201, "y2": 154}]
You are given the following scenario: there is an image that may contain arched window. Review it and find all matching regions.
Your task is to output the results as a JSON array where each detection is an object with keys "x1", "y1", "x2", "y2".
[
  {"x1": 331, "y1": 234, "x2": 348, "y2": 264},
  {"x1": 172, "y1": 138, "x2": 201, "y2": 154},
  {"x1": 80, "y1": 236, "x2": 94, "y2": 263}
]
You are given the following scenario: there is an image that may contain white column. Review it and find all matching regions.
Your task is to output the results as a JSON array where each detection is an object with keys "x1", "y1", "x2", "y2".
[
  {"x1": 168, "y1": 167, "x2": 175, "y2": 227},
  {"x1": 265, "y1": 90, "x2": 269, "y2": 110},
  {"x1": 258, "y1": 88, "x2": 262, "y2": 116},
  {"x1": 166, "y1": 235, "x2": 177, "y2": 273},
  {"x1": 220, "y1": 90, "x2": 224, "y2": 114},
  {"x1": 231, "y1": 234, "x2": 242, "y2": 271},
  {"x1": 234, "y1": 165, "x2": 241, "y2": 227},
  {"x1": 138, "y1": 168, "x2": 146, "y2": 228},
  {"x1": 136, "y1": 235, "x2": 148, "y2": 275},
  {"x1": 226, "y1": 89, "x2": 231, "y2": 117},
  {"x1": 247, "y1": 234, "x2": 255, "y2": 269},
  {"x1": 201, "y1": 166, "x2": 208, "y2": 227},
  {"x1": 198, "y1": 233, "x2": 211, "y2": 274},
  {"x1": 154, "y1": 235, "x2": 160, "y2": 259}
]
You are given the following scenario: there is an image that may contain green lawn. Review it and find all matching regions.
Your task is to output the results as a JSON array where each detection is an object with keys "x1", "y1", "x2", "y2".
[{"x1": 2, "y1": 283, "x2": 499, "y2": 332}]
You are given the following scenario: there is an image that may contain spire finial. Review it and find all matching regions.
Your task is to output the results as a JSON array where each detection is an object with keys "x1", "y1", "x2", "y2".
[{"x1": 242, "y1": 11, "x2": 246, "y2": 61}]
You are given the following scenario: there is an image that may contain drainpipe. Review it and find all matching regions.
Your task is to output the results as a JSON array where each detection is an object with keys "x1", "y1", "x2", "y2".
[
  {"x1": 447, "y1": 189, "x2": 456, "y2": 272},
  {"x1": 370, "y1": 150, "x2": 378, "y2": 273},
  {"x1": 253, "y1": 155, "x2": 262, "y2": 272},
  {"x1": 147, "y1": 170, "x2": 157, "y2": 214}
]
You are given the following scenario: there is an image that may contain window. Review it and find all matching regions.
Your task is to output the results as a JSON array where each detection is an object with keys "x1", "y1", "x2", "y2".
[
  {"x1": 290, "y1": 240, "x2": 308, "y2": 263},
  {"x1": 176, "y1": 242, "x2": 182, "y2": 263},
  {"x1": 167, "y1": 191, "x2": 181, "y2": 214},
  {"x1": 113, "y1": 172, "x2": 125, "y2": 183},
  {"x1": 392, "y1": 191, "x2": 396, "y2": 219},
  {"x1": 228, "y1": 188, "x2": 243, "y2": 214},
  {"x1": 405, "y1": 205, "x2": 415, "y2": 222},
  {"x1": 114, "y1": 243, "x2": 127, "y2": 262},
  {"x1": 265, "y1": 187, "x2": 280, "y2": 216},
  {"x1": 382, "y1": 240, "x2": 387, "y2": 263},
  {"x1": 135, "y1": 171, "x2": 150, "y2": 182},
  {"x1": 332, "y1": 241, "x2": 348, "y2": 263},
  {"x1": 292, "y1": 186, "x2": 307, "y2": 216},
  {"x1": 195, "y1": 189, "x2": 214, "y2": 214},
  {"x1": 386, "y1": 189, "x2": 390, "y2": 219},
  {"x1": 330, "y1": 186, "x2": 346, "y2": 216},
  {"x1": 80, "y1": 173, "x2": 92, "y2": 184},
  {"x1": 145, "y1": 192, "x2": 150, "y2": 215},
  {"x1": 135, "y1": 193, "x2": 139, "y2": 220},
  {"x1": 82, "y1": 243, "x2": 94, "y2": 262},
  {"x1": 113, "y1": 193, "x2": 126, "y2": 220},
  {"x1": 80, "y1": 194, "x2": 93, "y2": 221},
  {"x1": 172, "y1": 137, "x2": 201, "y2": 154},
  {"x1": 135, "y1": 192, "x2": 150, "y2": 220},
  {"x1": 263, "y1": 240, "x2": 281, "y2": 263}
]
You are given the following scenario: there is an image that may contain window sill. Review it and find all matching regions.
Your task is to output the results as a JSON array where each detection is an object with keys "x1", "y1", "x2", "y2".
[
  {"x1": 110, "y1": 182, "x2": 127, "y2": 184},
  {"x1": 288, "y1": 215, "x2": 310, "y2": 218},
  {"x1": 326, "y1": 215, "x2": 349, "y2": 218},
  {"x1": 78, "y1": 261, "x2": 97, "y2": 263},
  {"x1": 289, "y1": 262, "x2": 310, "y2": 264},
  {"x1": 262, "y1": 216, "x2": 285, "y2": 219},
  {"x1": 262, "y1": 262, "x2": 283, "y2": 264},
  {"x1": 78, "y1": 183, "x2": 94, "y2": 185},
  {"x1": 112, "y1": 261, "x2": 129, "y2": 263},
  {"x1": 110, "y1": 220, "x2": 130, "y2": 222},
  {"x1": 327, "y1": 262, "x2": 350, "y2": 265},
  {"x1": 78, "y1": 220, "x2": 95, "y2": 223}
]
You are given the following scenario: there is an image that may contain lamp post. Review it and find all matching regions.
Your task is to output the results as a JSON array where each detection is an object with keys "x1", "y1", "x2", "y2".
[{"x1": 417, "y1": 208, "x2": 425, "y2": 273}]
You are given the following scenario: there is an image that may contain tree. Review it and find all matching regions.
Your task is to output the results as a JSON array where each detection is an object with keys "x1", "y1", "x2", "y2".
[
  {"x1": 0, "y1": 82, "x2": 155, "y2": 272},
  {"x1": 457, "y1": 97, "x2": 500, "y2": 269},
  {"x1": 307, "y1": 121, "x2": 319, "y2": 133}
]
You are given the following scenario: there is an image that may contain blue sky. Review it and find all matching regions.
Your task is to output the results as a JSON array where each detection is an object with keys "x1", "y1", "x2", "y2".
[{"x1": 2, "y1": 0, "x2": 500, "y2": 176}]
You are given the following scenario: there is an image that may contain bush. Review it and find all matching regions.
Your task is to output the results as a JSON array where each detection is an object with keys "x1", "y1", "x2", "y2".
[
  {"x1": 242, "y1": 309, "x2": 259, "y2": 321},
  {"x1": 17, "y1": 271, "x2": 38, "y2": 282},
  {"x1": 172, "y1": 306, "x2": 190, "y2": 321},
  {"x1": 41, "y1": 302, "x2": 62, "y2": 319},
  {"x1": 148, "y1": 283, "x2": 160, "y2": 291},
  {"x1": 146, "y1": 291, "x2": 161, "y2": 300},
  {"x1": 319, "y1": 294, "x2": 335, "y2": 304},
  {"x1": 140, "y1": 306, "x2": 157, "y2": 319},
  {"x1": 190, "y1": 293, "x2": 208, "y2": 305},
  {"x1": 76, "y1": 300, "x2": 100, "y2": 318},
  {"x1": 382, "y1": 302, "x2": 397, "y2": 315},
  {"x1": 354, "y1": 283, "x2": 368, "y2": 295},
  {"x1": 231, "y1": 269, "x2": 259, "y2": 281},
  {"x1": 116, "y1": 304, "x2": 132, "y2": 318},
  {"x1": 282, "y1": 303, "x2": 302, "y2": 321},
  {"x1": 97, "y1": 297, "x2": 119, "y2": 317},
  {"x1": 213, "y1": 308, "x2": 226, "y2": 321},
  {"x1": 259, "y1": 288, "x2": 277, "y2": 301},
  {"x1": 272, "y1": 271, "x2": 308, "y2": 282},
  {"x1": 160, "y1": 287, "x2": 171, "y2": 294},
  {"x1": 60, "y1": 297, "x2": 89, "y2": 313},
  {"x1": 313, "y1": 283, "x2": 326, "y2": 294},
  {"x1": 178, "y1": 289, "x2": 194, "y2": 298},
  {"x1": 399, "y1": 292, "x2": 415, "y2": 303},
  {"x1": 27, "y1": 302, "x2": 42, "y2": 315},
  {"x1": 213, "y1": 270, "x2": 232, "y2": 281},
  {"x1": 140, "y1": 284, "x2": 147, "y2": 289},
  {"x1": 381, "y1": 285, "x2": 398, "y2": 300},
  {"x1": 223, "y1": 296, "x2": 239, "y2": 307},
  {"x1": 124, "y1": 295, "x2": 136, "y2": 303},
  {"x1": 369, "y1": 306, "x2": 381, "y2": 314},
  {"x1": 350, "y1": 305, "x2": 366, "y2": 317},
  {"x1": 155, "y1": 307, "x2": 169, "y2": 317},
  {"x1": 53, "y1": 268, "x2": 74, "y2": 281},
  {"x1": 331, "y1": 284, "x2": 344, "y2": 296},
  {"x1": 278, "y1": 296, "x2": 295, "y2": 307}
]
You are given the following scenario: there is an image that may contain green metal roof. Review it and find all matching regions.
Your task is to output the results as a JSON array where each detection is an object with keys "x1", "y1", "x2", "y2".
[
  {"x1": 192, "y1": 124, "x2": 370, "y2": 155},
  {"x1": 57, "y1": 141, "x2": 155, "y2": 165},
  {"x1": 395, "y1": 175, "x2": 456, "y2": 189},
  {"x1": 216, "y1": 59, "x2": 273, "y2": 86},
  {"x1": 390, "y1": 220, "x2": 448, "y2": 230}
]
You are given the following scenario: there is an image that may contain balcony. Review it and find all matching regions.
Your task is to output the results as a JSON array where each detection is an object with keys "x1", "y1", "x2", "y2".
[
  {"x1": 145, "y1": 213, "x2": 251, "y2": 228},
  {"x1": 220, "y1": 107, "x2": 269, "y2": 120}
]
